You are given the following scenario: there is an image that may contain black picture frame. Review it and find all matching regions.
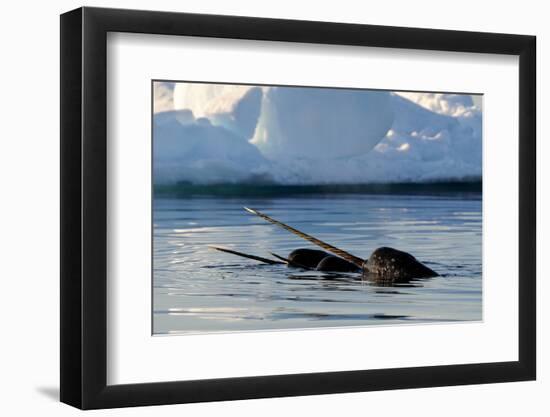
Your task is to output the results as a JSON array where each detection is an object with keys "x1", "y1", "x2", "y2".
[{"x1": 60, "y1": 6, "x2": 536, "y2": 410}]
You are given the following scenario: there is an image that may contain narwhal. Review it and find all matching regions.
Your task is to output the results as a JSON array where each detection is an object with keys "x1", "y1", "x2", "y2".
[{"x1": 210, "y1": 207, "x2": 438, "y2": 284}]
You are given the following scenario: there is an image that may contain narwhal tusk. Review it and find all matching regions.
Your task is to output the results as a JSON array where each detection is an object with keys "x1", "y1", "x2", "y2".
[
  {"x1": 208, "y1": 246, "x2": 286, "y2": 265},
  {"x1": 270, "y1": 252, "x2": 311, "y2": 269},
  {"x1": 244, "y1": 207, "x2": 365, "y2": 267},
  {"x1": 270, "y1": 252, "x2": 291, "y2": 263}
]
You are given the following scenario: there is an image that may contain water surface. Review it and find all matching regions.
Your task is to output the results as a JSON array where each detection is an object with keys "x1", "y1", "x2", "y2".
[{"x1": 153, "y1": 192, "x2": 482, "y2": 334}]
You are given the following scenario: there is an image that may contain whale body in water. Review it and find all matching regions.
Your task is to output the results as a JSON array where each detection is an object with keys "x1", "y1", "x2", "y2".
[{"x1": 210, "y1": 207, "x2": 438, "y2": 284}]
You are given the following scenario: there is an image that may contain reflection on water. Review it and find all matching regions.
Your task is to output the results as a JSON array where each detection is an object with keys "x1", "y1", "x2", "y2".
[{"x1": 153, "y1": 194, "x2": 482, "y2": 334}]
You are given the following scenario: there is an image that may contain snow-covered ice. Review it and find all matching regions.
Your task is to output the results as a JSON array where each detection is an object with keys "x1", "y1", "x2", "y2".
[{"x1": 153, "y1": 82, "x2": 482, "y2": 185}]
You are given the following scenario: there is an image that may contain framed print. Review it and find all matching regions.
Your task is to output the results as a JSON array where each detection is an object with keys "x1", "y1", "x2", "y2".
[{"x1": 60, "y1": 6, "x2": 536, "y2": 409}]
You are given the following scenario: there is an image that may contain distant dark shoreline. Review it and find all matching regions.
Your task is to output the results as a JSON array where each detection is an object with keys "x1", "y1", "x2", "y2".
[{"x1": 154, "y1": 181, "x2": 482, "y2": 198}]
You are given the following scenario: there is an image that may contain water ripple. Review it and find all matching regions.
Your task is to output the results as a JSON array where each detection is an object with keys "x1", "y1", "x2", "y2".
[{"x1": 153, "y1": 195, "x2": 482, "y2": 334}]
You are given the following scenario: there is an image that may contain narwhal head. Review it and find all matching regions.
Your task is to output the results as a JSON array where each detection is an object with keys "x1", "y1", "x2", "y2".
[{"x1": 363, "y1": 247, "x2": 438, "y2": 283}]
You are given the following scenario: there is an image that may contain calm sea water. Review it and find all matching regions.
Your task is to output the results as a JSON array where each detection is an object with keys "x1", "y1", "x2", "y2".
[{"x1": 153, "y1": 192, "x2": 482, "y2": 334}]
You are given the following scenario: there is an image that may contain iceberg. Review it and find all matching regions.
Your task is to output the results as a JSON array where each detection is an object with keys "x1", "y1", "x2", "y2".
[
  {"x1": 153, "y1": 110, "x2": 271, "y2": 185},
  {"x1": 173, "y1": 83, "x2": 262, "y2": 139},
  {"x1": 154, "y1": 83, "x2": 482, "y2": 185},
  {"x1": 251, "y1": 87, "x2": 394, "y2": 159}
]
